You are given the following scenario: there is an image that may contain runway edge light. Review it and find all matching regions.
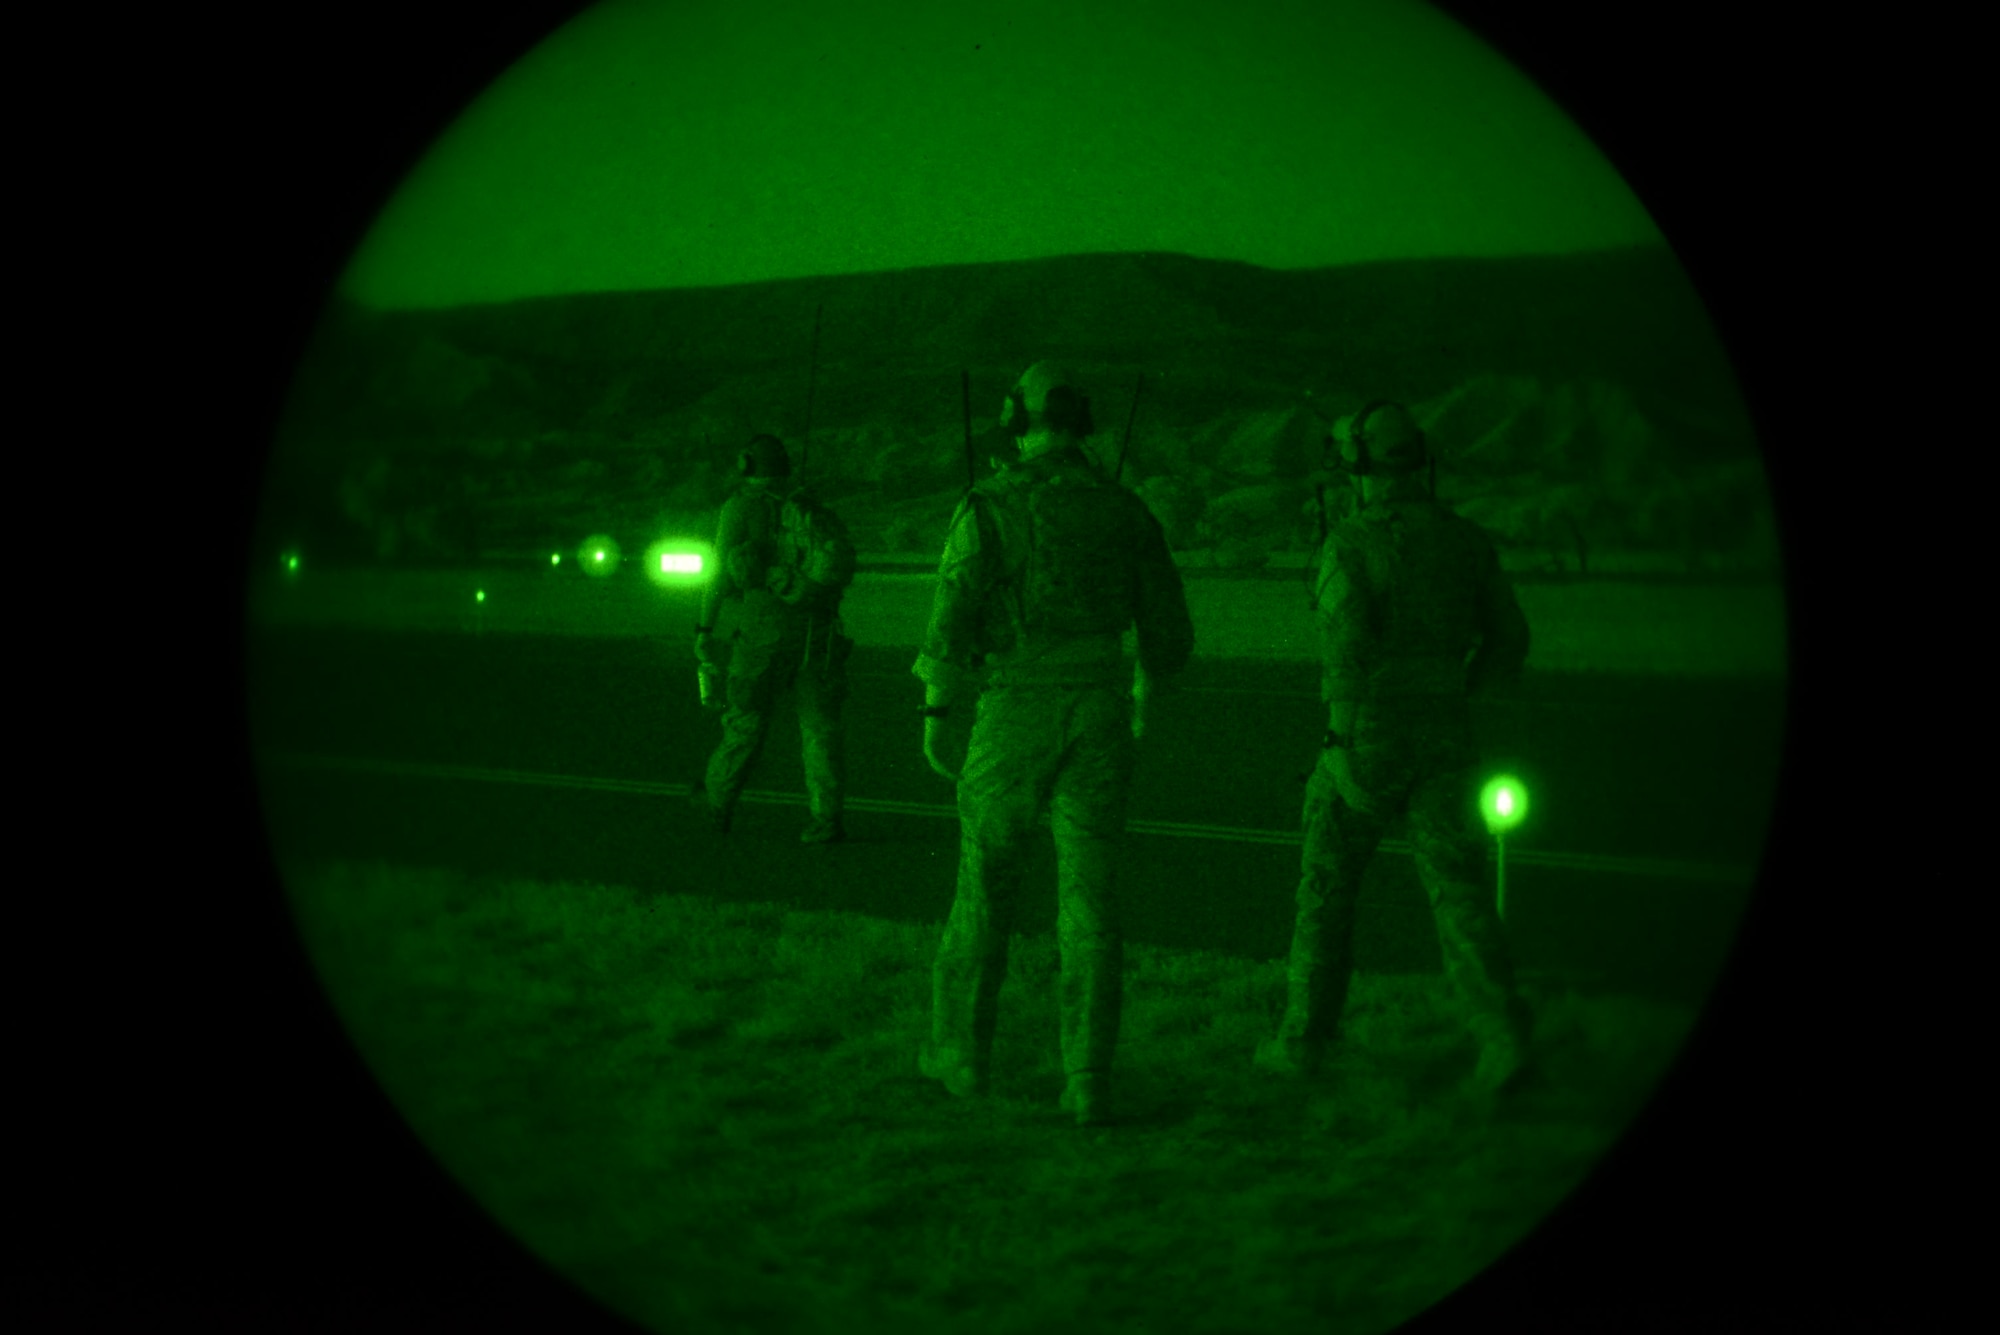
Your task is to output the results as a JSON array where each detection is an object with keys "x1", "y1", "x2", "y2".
[
  {"x1": 645, "y1": 536, "x2": 714, "y2": 589},
  {"x1": 579, "y1": 534, "x2": 622, "y2": 577}
]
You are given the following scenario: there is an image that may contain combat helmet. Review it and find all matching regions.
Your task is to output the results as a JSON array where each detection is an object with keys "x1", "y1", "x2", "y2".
[
  {"x1": 738, "y1": 432, "x2": 792, "y2": 480},
  {"x1": 1001, "y1": 361, "x2": 1095, "y2": 442},
  {"x1": 1328, "y1": 401, "x2": 1426, "y2": 477}
]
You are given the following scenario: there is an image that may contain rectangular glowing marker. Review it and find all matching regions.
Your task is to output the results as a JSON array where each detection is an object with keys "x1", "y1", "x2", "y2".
[{"x1": 661, "y1": 554, "x2": 703, "y2": 574}]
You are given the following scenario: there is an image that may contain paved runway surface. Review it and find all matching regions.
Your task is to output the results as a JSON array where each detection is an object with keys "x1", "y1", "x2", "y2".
[{"x1": 247, "y1": 623, "x2": 1785, "y2": 1005}]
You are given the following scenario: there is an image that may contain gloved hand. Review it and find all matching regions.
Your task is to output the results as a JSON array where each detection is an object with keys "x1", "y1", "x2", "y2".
[
  {"x1": 783, "y1": 576, "x2": 834, "y2": 610},
  {"x1": 1325, "y1": 744, "x2": 1371, "y2": 812},
  {"x1": 1319, "y1": 703, "x2": 1376, "y2": 814},
  {"x1": 1132, "y1": 666, "x2": 1174, "y2": 740},
  {"x1": 924, "y1": 714, "x2": 970, "y2": 781}
]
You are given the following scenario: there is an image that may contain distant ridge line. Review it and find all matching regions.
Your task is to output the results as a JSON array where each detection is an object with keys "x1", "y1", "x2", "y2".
[{"x1": 346, "y1": 243, "x2": 1679, "y2": 315}]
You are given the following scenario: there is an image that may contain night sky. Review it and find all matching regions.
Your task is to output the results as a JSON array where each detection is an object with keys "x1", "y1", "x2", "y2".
[{"x1": 340, "y1": 0, "x2": 1664, "y2": 310}]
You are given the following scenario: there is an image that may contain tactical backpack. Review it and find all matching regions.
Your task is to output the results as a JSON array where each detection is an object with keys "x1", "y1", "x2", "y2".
[
  {"x1": 1007, "y1": 466, "x2": 1135, "y2": 639},
  {"x1": 763, "y1": 484, "x2": 856, "y2": 604}
]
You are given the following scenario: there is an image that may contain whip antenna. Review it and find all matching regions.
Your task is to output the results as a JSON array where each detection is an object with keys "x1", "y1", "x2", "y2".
[
  {"x1": 1114, "y1": 373, "x2": 1144, "y2": 484},
  {"x1": 801, "y1": 302, "x2": 823, "y2": 469},
  {"x1": 961, "y1": 369, "x2": 975, "y2": 489}
]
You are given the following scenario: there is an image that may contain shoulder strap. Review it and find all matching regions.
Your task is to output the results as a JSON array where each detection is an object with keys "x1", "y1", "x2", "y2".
[{"x1": 963, "y1": 486, "x2": 999, "y2": 552}]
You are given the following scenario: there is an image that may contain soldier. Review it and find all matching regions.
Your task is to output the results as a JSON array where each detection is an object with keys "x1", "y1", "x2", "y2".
[
  {"x1": 914, "y1": 362, "x2": 1195, "y2": 1127},
  {"x1": 693, "y1": 433, "x2": 856, "y2": 843},
  {"x1": 1257, "y1": 400, "x2": 1535, "y2": 1093}
]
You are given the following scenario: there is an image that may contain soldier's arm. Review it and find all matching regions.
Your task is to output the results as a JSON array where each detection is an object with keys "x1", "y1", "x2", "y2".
[
  {"x1": 1465, "y1": 534, "x2": 1530, "y2": 696},
  {"x1": 1130, "y1": 500, "x2": 1194, "y2": 682},
  {"x1": 912, "y1": 494, "x2": 987, "y2": 707},
  {"x1": 792, "y1": 494, "x2": 853, "y2": 611},
  {"x1": 698, "y1": 493, "x2": 750, "y2": 629},
  {"x1": 1314, "y1": 533, "x2": 1373, "y2": 687}
]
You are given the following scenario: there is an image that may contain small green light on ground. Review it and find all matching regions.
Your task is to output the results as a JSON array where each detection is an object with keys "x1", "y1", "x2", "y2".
[
  {"x1": 578, "y1": 535, "x2": 622, "y2": 577},
  {"x1": 551, "y1": 553, "x2": 561, "y2": 565},
  {"x1": 285, "y1": 554, "x2": 299, "y2": 572},
  {"x1": 1479, "y1": 774, "x2": 1528, "y2": 835},
  {"x1": 476, "y1": 589, "x2": 486, "y2": 603}
]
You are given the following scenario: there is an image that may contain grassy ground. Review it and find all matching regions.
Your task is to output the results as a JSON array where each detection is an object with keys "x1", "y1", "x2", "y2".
[{"x1": 291, "y1": 861, "x2": 1697, "y2": 1335}]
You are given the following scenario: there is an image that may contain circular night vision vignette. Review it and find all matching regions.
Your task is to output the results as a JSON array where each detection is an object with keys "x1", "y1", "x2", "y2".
[{"x1": 246, "y1": 2, "x2": 1784, "y2": 1335}]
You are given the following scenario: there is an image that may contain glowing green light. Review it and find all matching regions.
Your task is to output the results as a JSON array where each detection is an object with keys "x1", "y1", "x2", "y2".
[
  {"x1": 643, "y1": 536, "x2": 711, "y2": 588},
  {"x1": 551, "y1": 552, "x2": 561, "y2": 565},
  {"x1": 284, "y1": 554, "x2": 299, "y2": 572},
  {"x1": 1479, "y1": 774, "x2": 1529, "y2": 835},
  {"x1": 578, "y1": 534, "x2": 621, "y2": 577},
  {"x1": 475, "y1": 589, "x2": 486, "y2": 603}
]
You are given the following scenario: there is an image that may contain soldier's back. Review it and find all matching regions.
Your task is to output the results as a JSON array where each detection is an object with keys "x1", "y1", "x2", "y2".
[
  {"x1": 968, "y1": 447, "x2": 1165, "y2": 685},
  {"x1": 1326, "y1": 497, "x2": 1503, "y2": 700},
  {"x1": 978, "y1": 450, "x2": 1125, "y2": 589}
]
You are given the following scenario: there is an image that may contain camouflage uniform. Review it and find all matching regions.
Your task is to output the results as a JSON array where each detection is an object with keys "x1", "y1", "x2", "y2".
[
  {"x1": 1274, "y1": 470, "x2": 1534, "y2": 1071},
  {"x1": 700, "y1": 482, "x2": 852, "y2": 830},
  {"x1": 916, "y1": 442, "x2": 1194, "y2": 1096}
]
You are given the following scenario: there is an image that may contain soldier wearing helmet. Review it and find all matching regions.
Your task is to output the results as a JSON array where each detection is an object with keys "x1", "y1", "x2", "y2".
[
  {"x1": 692, "y1": 432, "x2": 856, "y2": 843},
  {"x1": 914, "y1": 361, "x2": 1195, "y2": 1127},
  {"x1": 1258, "y1": 399, "x2": 1536, "y2": 1093}
]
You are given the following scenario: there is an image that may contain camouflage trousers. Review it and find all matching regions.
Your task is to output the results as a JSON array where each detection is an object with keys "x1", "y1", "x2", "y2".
[
  {"x1": 930, "y1": 684, "x2": 1135, "y2": 1082},
  {"x1": 703, "y1": 616, "x2": 851, "y2": 822},
  {"x1": 1282, "y1": 698, "x2": 1530, "y2": 1051}
]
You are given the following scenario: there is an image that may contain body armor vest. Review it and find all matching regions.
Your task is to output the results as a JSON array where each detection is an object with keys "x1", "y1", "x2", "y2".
[
  {"x1": 1340, "y1": 500, "x2": 1485, "y2": 695},
  {"x1": 967, "y1": 449, "x2": 1137, "y2": 653},
  {"x1": 1018, "y1": 469, "x2": 1134, "y2": 640}
]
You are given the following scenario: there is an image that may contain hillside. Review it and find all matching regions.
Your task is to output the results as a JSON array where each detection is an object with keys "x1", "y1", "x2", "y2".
[{"x1": 259, "y1": 246, "x2": 1774, "y2": 575}]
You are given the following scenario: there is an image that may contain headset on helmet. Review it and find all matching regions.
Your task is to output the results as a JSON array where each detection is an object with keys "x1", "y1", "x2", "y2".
[
  {"x1": 1331, "y1": 400, "x2": 1425, "y2": 478},
  {"x1": 738, "y1": 433, "x2": 791, "y2": 479},
  {"x1": 1002, "y1": 372, "x2": 1095, "y2": 440},
  {"x1": 1002, "y1": 385, "x2": 1031, "y2": 439}
]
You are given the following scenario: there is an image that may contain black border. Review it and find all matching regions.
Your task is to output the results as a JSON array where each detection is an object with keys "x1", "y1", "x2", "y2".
[{"x1": 39, "y1": 1, "x2": 1860, "y2": 1329}]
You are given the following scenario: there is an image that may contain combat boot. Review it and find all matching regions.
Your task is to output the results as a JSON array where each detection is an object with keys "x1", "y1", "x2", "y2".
[
  {"x1": 800, "y1": 814, "x2": 844, "y2": 844},
  {"x1": 1470, "y1": 1033, "x2": 1534, "y2": 1097},
  {"x1": 689, "y1": 783, "x2": 731, "y2": 834},
  {"x1": 917, "y1": 1041, "x2": 986, "y2": 1098},
  {"x1": 1058, "y1": 1072, "x2": 1110, "y2": 1127},
  {"x1": 1466, "y1": 997, "x2": 1538, "y2": 1092},
  {"x1": 1253, "y1": 1035, "x2": 1328, "y2": 1077}
]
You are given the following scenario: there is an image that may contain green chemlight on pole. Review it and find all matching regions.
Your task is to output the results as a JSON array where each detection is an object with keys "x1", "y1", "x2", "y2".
[{"x1": 1479, "y1": 774, "x2": 1529, "y2": 925}]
